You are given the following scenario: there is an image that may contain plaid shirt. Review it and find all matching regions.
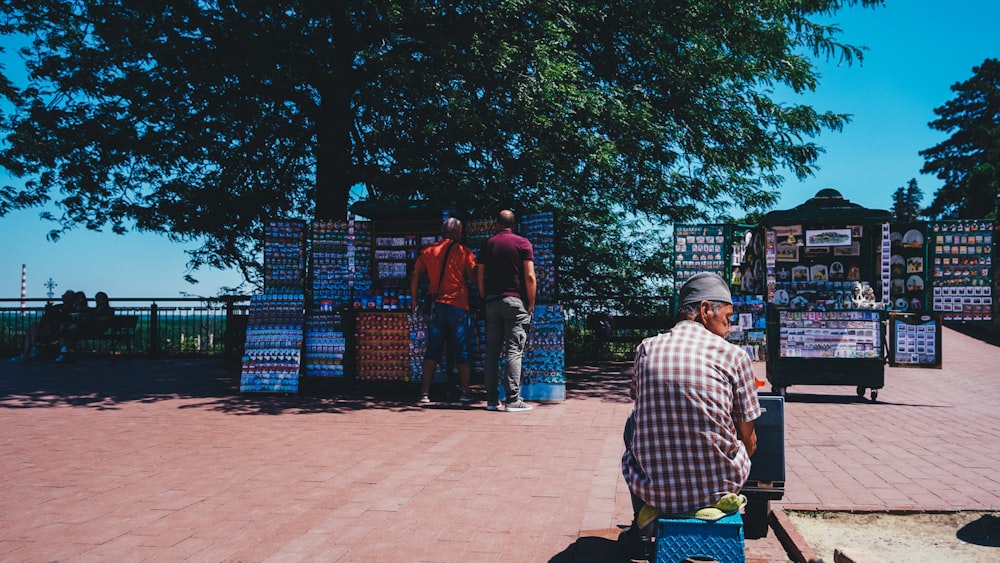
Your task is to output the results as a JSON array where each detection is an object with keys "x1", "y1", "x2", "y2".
[{"x1": 622, "y1": 320, "x2": 761, "y2": 514}]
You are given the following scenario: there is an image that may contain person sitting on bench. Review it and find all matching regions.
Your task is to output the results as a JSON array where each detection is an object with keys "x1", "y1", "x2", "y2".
[
  {"x1": 10, "y1": 290, "x2": 75, "y2": 363},
  {"x1": 619, "y1": 273, "x2": 761, "y2": 558},
  {"x1": 56, "y1": 291, "x2": 114, "y2": 363}
]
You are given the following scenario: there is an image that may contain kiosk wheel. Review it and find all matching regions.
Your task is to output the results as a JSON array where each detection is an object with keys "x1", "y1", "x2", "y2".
[
  {"x1": 775, "y1": 386, "x2": 787, "y2": 398},
  {"x1": 857, "y1": 386, "x2": 878, "y2": 402}
]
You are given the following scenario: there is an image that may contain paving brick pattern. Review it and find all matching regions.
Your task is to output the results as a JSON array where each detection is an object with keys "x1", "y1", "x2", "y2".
[
  {"x1": 1, "y1": 326, "x2": 997, "y2": 562},
  {"x1": 769, "y1": 326, "x2": 1000, "y2": 514}
]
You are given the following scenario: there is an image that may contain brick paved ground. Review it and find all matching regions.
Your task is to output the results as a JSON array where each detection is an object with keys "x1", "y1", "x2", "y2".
[
  {"x1": 1, "y1": 325, "x2": 998, "y2": 562},
  {"x1": 771, "y1": 325, "x2": 1000, "y2": 514}
]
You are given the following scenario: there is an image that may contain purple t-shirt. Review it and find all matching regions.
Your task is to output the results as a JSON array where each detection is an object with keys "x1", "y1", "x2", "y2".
[{"x1": 477, "y1": 230, "x2": 534, "y2": 299}]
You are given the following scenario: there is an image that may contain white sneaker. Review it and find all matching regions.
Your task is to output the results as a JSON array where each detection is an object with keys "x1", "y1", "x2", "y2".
[{"x1": 505, "y1": 400, "x2": 533, "y2": 412}]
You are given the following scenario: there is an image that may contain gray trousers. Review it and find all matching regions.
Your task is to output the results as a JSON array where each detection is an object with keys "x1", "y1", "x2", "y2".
[{"x1": 483, "y1": 296, "x2": 531, "y2": 405}]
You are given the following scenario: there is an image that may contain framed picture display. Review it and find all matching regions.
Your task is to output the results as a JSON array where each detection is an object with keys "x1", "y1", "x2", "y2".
[
  {"x1": 775, "y1": 242, "x2": 798, "y2": 262},
  {"x1": 805, "y1": 228, "x2": 853, "y2": 247},
  {"x1": 833, "y1": 241, "x2": 861, "y2": 256}
]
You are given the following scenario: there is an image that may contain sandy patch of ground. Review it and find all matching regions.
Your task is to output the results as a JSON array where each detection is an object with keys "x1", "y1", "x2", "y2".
[{"x1": 786, "y1": 511, "x2": 1000, "y2": 563}]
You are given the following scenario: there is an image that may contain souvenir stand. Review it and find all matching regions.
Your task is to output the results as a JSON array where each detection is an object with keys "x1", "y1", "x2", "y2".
[
  {"x1": 883, "y1": 218, "x2": 995, "y2": 368},
  {"x1": 884, "y1": 221, "x2": 939, "y2": 369},
  {"x1": 760, "y1": 189, "x2": 891, "y2": 400},
  {"x1": 240, "y1": 220, "x2": 307, "y2": 393},
  {"x1": 514, "y1": 212, "x2": 564, "y2": 401},
  {"x1": 673, "y1": 224, "x2": 768, "y2": 360},
  {"x1": 347, "y1": 202, "x2": 566, "y2": 401},
  {"x1": 887, "y1": 311, "x2": 942, "y2": 368}
]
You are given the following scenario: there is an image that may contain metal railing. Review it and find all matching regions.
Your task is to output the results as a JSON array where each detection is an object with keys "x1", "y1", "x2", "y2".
[
  {"x1": 3, "y1": 294, "x2": 675, "y2": 363},
  {"x1": 0, "y1": 297, "x2": 250, "y2": 359},
  {"x1": 558, "y1": 295, "x2": 675, "y2": 362}
]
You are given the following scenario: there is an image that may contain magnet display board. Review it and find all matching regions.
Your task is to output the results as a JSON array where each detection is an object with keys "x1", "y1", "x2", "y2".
[
  {"x1": 888, "y1": 312, "x2": 942, "y2": 368},
  {"x1": 928, "y1": 219, "x2": 993, "y2": 322}
]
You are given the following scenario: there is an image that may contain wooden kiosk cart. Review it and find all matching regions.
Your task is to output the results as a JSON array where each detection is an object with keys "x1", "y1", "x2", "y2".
[{"x1": 760, "y1": 189, "x2": 892, "y2": 401}]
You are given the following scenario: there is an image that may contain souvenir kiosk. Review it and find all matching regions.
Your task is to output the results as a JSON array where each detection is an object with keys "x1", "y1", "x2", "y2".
[
  {"x1": 883, "y1": 218, "x2": 994, "y2": 368},
  {"x1": 344, "y1": 201, "x2": 566, "y2": 401},
  {"x1": 242, "y1": 203, "x2": 566, "y2": 400},
  {"x1": 673, "y1": 224, "x2": 768, "y2": 359},
  {"x1": 761, "y1": 189, "x2": 891, "y2": 400}
]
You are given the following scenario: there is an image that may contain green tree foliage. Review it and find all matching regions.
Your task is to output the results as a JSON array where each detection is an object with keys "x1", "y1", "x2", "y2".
[
  {"x1": 920, "y1": 58, "x2": 1000, "y2": 220},
  {"x1": 0, "y1": 0, "x2": 881, "y2": 293},
  {"x1": 891, "y1": 178, "x2": 923, "y2": 222}
]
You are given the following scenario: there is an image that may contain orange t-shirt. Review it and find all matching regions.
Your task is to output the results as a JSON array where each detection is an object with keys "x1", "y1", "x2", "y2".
[{"x1": 414, "y1": 239, "x2": 476, "y2": 311}]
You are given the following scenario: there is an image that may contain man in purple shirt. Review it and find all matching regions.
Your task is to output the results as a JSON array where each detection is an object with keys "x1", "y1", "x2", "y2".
[{"x1": 476, "y1": 209, "x2": 536, "y2": 412}]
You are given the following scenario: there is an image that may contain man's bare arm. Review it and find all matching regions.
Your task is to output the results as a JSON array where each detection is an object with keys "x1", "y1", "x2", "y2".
[{"x1": 736, "y1": 420, "x2": 757, "y2": 457}]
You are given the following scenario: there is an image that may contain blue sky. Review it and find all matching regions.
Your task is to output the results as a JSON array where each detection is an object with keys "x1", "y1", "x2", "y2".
[
  {"x1": 1, "y1": 0, "x2": 997, "y2": 298},
  {"x1": 775, "y1": 0, "x2": 998, "y2": 211}
]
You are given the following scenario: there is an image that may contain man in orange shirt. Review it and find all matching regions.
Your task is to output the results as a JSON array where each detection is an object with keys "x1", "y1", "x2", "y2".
[{"x1": 410, "y1": 217, "x2": 478, "y2": 403}]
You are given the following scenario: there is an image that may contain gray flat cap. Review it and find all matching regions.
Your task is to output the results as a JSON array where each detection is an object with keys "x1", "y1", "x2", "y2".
[{"x1": 678, "y1": 272, "x2": 733, "y2": 307}]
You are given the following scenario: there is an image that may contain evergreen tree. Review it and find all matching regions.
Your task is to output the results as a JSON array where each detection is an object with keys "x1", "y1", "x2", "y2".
[
  {"x1": 920, "y1": 58, "x2": 1000, "y2": 219},
  {"x1": 891, "y1": 178, "x2": 923, "y2": 222}
]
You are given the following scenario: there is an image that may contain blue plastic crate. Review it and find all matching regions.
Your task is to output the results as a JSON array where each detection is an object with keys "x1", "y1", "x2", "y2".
[{"x1": 655, "y1": 512, "x2": 745, "y2": 563}]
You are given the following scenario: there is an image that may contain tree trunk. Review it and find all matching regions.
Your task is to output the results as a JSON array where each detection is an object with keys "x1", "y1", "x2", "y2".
[
  {"x1": 314, "y1": 6, "x2": 354, "y2": 221},
  {"x1": 314, "y1": 90, "x2": 352, "y2": 220}
]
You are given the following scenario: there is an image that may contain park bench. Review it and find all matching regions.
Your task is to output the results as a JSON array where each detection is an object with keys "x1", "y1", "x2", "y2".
[
  {"x1": 587, "y1": 313, "x2": 675, "y2": 359},
  {"x1": 74, "y1": 315, "x2": 139, "y2": 353}
]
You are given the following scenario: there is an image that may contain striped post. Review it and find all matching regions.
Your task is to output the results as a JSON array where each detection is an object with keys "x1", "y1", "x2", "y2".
[{"x1": 21, "y1": 264, "x2": 27, "y2": 314}]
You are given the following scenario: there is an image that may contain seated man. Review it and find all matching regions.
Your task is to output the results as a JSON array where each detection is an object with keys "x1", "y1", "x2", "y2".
[{"x1": 620, "y1": 272, "x2": 760, "y2": 557}]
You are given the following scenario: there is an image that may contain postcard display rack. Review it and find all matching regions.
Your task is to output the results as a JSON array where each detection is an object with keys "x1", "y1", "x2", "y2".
[
  {"x1": 301, "y1": 219, "x2": 372, "y2": 378},
  {"x1": 888, "y1": 312, "x2": 943, "y2": 368},
  {"x1": 674, "y1": 224, "x2": 768, "y2": 361},
  {"x1": 928, "y1": 219, "x2": 994, "y2": 322},
  {"x1": 240, "y1": 220, "x2": 307, "y2": 393},
  {"x1": 760, "y1": 189, "x2": 892, "y2": 400}
]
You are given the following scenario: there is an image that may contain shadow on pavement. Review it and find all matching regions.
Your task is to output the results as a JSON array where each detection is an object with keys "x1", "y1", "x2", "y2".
[
  {"x1": 783, "y1": 391, "x2": 947, "y2": 408},
  {"x1": 549, "y1": 535, "x2": 630, "y2": 563},
  {"x1": 1, "y1": 358, "x2": 636, "y2": 415},
  {"x1": 1, "y1": 358, "x2": 236, "y2": 411},
  {"x1": 564, "y1": 362, "x2": 632, "y2": 404},
  {"x1": 0, "y1": 359, "x2": 432, "y2": 414}
]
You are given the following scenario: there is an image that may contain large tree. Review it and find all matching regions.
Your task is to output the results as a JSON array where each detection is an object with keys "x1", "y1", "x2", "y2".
[
  {"x1": 0, "y1": 0, "x2": 881, "y2": 293},
  {"x1": 920, "y1": 58, "x2": 1000, "y2": 220}
]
